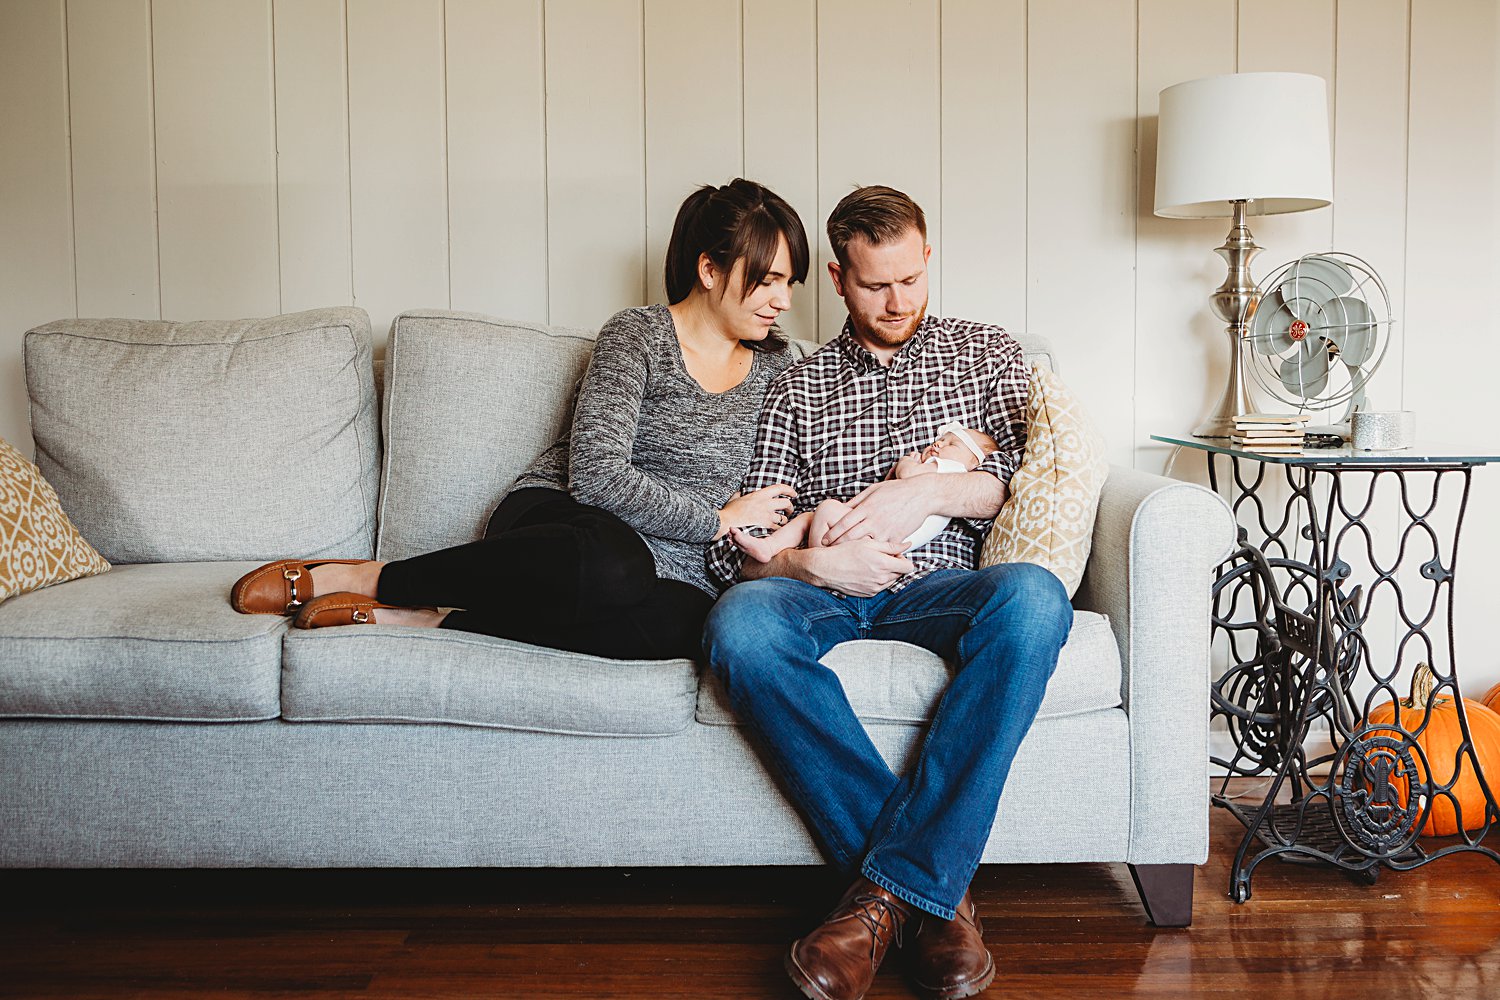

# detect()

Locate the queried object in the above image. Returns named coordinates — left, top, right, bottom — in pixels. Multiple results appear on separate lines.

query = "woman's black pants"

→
left=375, top=488, right=714, bottom=660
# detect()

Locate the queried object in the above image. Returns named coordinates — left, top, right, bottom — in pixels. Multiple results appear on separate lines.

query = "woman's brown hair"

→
left=664, top=179, right=810, bottom=350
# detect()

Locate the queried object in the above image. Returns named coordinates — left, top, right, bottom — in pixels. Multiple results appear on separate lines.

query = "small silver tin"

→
left=1351, top=410, right=1415, bottom=450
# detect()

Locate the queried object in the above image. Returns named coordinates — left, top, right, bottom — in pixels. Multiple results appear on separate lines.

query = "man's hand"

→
left=741, top=537, right=915, bottom=597
left=821, top=477, right=938, bottom=546
left=825, top=469, right=1011, bottom=548
left=804, top=538, right=915, bottom=596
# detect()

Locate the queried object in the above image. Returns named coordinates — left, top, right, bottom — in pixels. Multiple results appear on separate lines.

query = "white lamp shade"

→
left=1154, top=72, right=1332, bottom=219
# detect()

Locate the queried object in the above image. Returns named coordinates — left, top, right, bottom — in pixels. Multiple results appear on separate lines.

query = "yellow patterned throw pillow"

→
left=0, top=435, right=111, bottom=604
left=980, top=366, right=1108, bottom=597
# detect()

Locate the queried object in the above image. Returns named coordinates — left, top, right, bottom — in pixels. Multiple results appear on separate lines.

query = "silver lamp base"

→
left=1193, top=200, right=1260, bottom=439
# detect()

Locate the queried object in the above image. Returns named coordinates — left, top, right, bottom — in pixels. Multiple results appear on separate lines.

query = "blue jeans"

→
left=703, top=564, right=1072, bottom=920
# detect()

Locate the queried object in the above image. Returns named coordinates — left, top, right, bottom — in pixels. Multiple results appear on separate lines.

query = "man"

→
left=703, top=186, right=1073, bottom=1000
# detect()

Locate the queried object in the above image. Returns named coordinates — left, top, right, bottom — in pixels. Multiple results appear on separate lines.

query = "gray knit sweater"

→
left=512, top=304, right=796, bottom=596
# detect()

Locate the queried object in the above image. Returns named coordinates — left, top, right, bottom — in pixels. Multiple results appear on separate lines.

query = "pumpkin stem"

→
left=1405, top=662, right=1438, bottom=709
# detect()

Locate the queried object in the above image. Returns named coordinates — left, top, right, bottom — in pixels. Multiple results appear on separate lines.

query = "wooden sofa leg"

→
left=1127, top=863, right=1194, bottom=927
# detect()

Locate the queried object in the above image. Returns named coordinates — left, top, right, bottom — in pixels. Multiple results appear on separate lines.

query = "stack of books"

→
left=1232, top=413, right=1310, bottom=454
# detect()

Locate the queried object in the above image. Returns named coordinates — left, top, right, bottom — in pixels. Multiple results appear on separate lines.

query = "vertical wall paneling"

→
left=273, top=0, right=353, bottom=314
left=1134, top=0, right=1237, bottom=481
left=153, top=0, right=280, bottom=320
left=1404, top=0, right=1500, bottom=700
left=1332, top=0, right=1410, bottom=706
left=347, top=0, right=449, bottom=348
left=1227, top=2, right=1337, bottom=650
left=67, top=0, right=160, bottom=320
left=446, top=0, right=549, bottom=324
left=643, top=0, right=744, bottom=307
left=544, top=0, right=647, bottom=329
left=1027, top=0, right=1138, bottom=466
left=0, top=0, right=75, bottom=454
left=1236, top=0, right=1336, bottom=263
left=816, top=0, right=942, bottom=343
left=940, top=0, right=1027, bottom=331
left=742, top=0, right=819, bottom=343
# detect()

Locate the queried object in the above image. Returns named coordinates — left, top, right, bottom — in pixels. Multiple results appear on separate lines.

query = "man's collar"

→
left=833, top=316, right=937, bottom=373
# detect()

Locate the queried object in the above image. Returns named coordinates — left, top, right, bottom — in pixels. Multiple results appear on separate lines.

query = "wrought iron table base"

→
left=1204, top=453, right=1500, bottom=902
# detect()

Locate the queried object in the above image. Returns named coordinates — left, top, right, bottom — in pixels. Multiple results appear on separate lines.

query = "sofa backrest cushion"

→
left=377, top=311, right=597, bottom=562
left=376, top=310, right=1057, bottom=561
left=24, top=307, right=379, bottom=563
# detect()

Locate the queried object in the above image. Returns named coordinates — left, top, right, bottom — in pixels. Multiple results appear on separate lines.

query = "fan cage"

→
left=1241, top=251, right=1395, bottom=419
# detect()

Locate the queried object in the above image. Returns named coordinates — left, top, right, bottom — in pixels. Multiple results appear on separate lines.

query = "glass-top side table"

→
left=1152, top=434, right=1500, bottom=902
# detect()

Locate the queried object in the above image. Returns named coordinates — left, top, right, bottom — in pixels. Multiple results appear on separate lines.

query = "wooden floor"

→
left=4, top=782, right=1499, bottom=999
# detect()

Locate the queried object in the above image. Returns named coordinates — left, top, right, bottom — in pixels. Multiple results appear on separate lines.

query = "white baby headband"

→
left=935, top=421, right=990, bottom=463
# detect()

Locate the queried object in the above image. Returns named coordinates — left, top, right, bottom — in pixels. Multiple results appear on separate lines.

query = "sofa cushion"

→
left=24, top=307, right=379, bottom=563
left=696, top=609, right=1120, bottom=726
left=377, top=311, right=597, bottom=563
left=0, top=562, right=285, bottom=721
left=981, top=366, right=1109, bottom=597
left=0, top=435, right=111, bottom=605
left=281, top=626, right=697, bottom=737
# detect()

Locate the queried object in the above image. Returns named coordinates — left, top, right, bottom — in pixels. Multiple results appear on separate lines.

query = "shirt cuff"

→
left=977, top=449, right=1022, bottom=487
left=706, top=536, right=751, bottom=593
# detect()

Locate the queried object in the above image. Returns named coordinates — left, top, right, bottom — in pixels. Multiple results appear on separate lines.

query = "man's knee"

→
left=704, top=578, right=804, bottom=663
left=973, top=562, right=1073, bottom=641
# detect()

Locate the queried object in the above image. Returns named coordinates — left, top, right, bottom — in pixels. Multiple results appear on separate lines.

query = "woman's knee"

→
left=572, top=514, right=656, bottom=607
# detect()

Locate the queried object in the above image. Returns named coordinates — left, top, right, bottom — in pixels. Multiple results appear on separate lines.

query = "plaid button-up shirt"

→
left=705, top=314, right=1030, bottom=594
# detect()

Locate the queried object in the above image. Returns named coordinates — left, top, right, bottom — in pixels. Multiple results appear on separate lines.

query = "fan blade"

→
left=1248, top=289, right=1296, bottom=355
left=1278, top=339, right=1331, bottom=398
left=1319, top=295, right=1377, bottom=366
left=1286, top=255, right=1355, bottom=307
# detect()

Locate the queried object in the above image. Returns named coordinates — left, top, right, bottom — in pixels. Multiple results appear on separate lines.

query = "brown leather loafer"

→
left=291, top=592, right=406, bottom=629
left=230, top=559, right=369, bottom=615
left=905, top=890, right=995, bottom=1000
left=785, top=877, right=911, bottom=1000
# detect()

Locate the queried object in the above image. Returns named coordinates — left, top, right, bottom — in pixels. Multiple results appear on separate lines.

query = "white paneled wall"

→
left=154, top=0, right=281, bottom=319
left=2, top=0, right=1498, bottom=693
left=274, top=0, right=354, bottom=315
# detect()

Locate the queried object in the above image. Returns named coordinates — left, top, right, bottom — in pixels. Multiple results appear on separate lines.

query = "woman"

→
left=230, top=179, right=808, bottom=660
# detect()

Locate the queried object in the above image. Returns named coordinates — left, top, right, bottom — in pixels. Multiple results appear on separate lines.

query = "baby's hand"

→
left=891, top=451, right=927, bottom=480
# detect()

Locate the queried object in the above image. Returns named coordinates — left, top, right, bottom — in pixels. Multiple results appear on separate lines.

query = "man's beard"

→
left=851, top=301, right=928, bottom=349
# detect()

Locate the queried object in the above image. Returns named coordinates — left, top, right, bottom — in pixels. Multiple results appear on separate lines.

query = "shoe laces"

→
left=845, top=893, right=905, bottom=965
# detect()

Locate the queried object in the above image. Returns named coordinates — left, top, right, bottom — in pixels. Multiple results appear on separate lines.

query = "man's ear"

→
left=924, top=243, right=932, bottom=265
left=827, top=260, right=845, bottom=298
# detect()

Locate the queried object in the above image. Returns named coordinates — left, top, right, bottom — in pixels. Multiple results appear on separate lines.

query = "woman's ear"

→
left=697, top=252, right=718, bottom=293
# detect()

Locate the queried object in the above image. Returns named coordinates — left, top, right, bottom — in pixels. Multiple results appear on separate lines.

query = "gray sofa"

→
left=0, top=306, right=1235, bottom=926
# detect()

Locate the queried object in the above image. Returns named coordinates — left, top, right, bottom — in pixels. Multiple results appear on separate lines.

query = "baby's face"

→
left=922, top=431, right=985, bottom=470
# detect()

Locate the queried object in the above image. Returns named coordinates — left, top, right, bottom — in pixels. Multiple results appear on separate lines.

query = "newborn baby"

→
left=731, top=422, right=1000, bottom=563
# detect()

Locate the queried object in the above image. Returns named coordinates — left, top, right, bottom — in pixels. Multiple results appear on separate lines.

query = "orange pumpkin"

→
left=1483, top=681, right=1500, bottom=716
left=1362, top=663, right=1500, bottom=836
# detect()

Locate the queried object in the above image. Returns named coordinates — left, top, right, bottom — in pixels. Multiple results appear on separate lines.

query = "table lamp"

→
left=1154, top=71, right=1333, bottom=438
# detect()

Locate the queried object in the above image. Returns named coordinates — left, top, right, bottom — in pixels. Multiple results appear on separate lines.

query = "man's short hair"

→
left=826, top=185, right=928, bottom=266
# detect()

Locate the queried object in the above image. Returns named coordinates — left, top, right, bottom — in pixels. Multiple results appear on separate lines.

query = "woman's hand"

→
left=717, top=484, right=797, bottom=538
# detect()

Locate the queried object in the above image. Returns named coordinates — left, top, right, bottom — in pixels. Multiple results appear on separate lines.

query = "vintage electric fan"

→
left=1242, top=253, right=1394, bottom=437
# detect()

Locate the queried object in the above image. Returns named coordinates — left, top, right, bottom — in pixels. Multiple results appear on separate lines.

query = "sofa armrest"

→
left=1073, top=465, right=1237, bottom=865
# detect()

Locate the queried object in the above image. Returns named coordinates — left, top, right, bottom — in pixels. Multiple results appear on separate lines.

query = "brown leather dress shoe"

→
left=785, top=877, right=911, bottom=1000
left=230, top=559, right=370, bottom=615
left=905, top=890, right=995, bottom=1000
left=292, top=592, right=403, bottom=629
